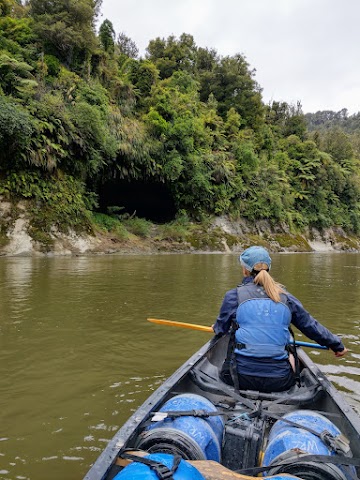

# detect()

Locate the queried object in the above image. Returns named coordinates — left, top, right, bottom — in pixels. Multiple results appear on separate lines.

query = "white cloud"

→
left=99, top=0, right=360, bottom=114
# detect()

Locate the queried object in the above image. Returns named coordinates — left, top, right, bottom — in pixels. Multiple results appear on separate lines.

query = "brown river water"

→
left=1, top=252, right=360, bottom=480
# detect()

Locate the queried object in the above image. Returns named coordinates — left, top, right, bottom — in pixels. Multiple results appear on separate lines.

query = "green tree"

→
left=0, top=52, right=36, bottom=95
left=29, top=0, right=101, bottom=67
left=320, top=128, right=354, bottom=167
left=199, top=53, right=264, bottom=130
left=99, top=19, right=115, bottom=53
left=127, top=59, right=158, bottom=100
left=0, top=96, right=34, bottom=168
left=0, top=0, right=11, bottom=16
left=146, top=33, right=197, bottom=79
left=266, top=101, right=306, bottom=139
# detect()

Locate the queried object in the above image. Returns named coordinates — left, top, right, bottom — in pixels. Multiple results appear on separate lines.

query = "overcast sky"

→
left=99, top=0, right=360, bottom=115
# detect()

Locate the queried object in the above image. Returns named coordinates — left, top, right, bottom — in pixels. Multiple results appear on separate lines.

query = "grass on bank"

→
left=91, top=212, right=269, bottom=252
left=91, top=212, right=191, bottom=243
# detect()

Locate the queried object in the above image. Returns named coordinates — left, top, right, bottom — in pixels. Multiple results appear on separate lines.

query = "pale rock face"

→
left=213, top=215, right=337, bottom=252
left=4, top=218, right=34, bottom=256
left=0, top=200, right=34, bottom=256
left=307, top=240, right=334, bottom=252
left=51, top=230, right=101, bottom=255
left=0, top=199, right=101, bottom=257
left=4, top=222, right=102, bottom=256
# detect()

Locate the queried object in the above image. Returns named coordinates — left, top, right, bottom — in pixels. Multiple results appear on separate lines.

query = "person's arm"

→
left=287, top=293, right=348, bottom=356
left=212, top=288, right=238, bottom=335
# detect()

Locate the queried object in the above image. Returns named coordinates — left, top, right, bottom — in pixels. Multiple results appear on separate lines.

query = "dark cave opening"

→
left=97, top=180, right=177, bottom=223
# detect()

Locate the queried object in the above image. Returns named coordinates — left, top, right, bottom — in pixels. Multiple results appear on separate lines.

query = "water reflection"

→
left=0, top=253, right=360, bottom=479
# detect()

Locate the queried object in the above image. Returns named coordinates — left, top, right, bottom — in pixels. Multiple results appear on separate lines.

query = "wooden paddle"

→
left=147, top=318, right=328, bottom=349
left=147, top=318, right=213, bottom=332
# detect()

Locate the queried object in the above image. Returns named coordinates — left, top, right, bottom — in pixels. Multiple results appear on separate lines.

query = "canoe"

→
left=83, top=334, right=360, bottom=480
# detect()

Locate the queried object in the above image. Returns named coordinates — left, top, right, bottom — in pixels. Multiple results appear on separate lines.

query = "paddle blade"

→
left=147, top=318, right=213, bottom=333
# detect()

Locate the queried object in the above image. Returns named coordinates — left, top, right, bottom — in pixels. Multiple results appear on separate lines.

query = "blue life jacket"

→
left=234, top=283, right=292, bottom=360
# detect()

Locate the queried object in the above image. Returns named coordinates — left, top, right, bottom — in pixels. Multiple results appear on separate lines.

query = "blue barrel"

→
left=135, top=394, right=224, bottom=462
left=113, top=453, right=205, bottom=479
left=262, top=410, right=354, bottom=480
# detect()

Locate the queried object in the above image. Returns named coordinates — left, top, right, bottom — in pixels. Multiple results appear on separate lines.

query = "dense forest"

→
left=306, top=109, right=360, bottom=133
left=1, top=0, right=360, bottom=245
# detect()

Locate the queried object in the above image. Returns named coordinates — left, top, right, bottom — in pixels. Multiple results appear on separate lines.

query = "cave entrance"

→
left=98, top=180, right=177, bottom=223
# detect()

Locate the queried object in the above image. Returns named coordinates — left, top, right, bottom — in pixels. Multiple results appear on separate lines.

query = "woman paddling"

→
left=212, top=246, right=348, bottom=393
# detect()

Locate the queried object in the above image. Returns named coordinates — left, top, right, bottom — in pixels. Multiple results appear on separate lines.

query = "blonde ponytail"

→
left=253, top=268, right=285, bottom=302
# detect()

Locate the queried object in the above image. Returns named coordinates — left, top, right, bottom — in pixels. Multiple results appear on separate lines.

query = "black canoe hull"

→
left=84, top=334, right=360, bottom=480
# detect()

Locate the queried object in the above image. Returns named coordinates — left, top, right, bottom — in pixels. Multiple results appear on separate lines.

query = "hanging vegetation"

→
left=0, top=0, right=360, bottom=237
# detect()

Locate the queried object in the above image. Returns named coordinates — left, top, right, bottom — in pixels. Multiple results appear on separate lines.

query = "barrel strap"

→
left=236, top=453, right=360, bottom=477
left=149, top=384, right=322, bottom=423
left=151, top=409, right=215, bottom=420
left=259, top=410, right=351, bottom=455
left=119, top=451, right=181, bottom=480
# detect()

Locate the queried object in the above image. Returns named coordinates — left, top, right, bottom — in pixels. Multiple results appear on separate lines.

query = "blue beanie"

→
left=239, top=246, right=271, bottom=272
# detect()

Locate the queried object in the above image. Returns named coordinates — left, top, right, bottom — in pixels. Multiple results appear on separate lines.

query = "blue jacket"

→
left=213, top=277, right=345, bottom=377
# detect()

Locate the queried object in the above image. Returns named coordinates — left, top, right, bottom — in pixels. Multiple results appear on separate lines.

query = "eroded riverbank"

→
left=1, top=200, right=360, bottom=256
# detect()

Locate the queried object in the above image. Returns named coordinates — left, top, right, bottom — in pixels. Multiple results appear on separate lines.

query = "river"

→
left=1, top=252, right=360, bottom=479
